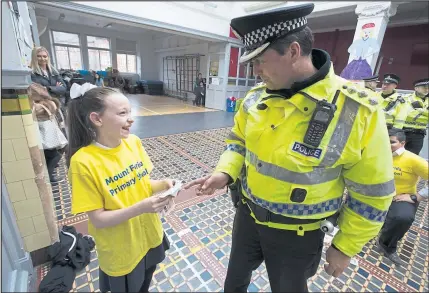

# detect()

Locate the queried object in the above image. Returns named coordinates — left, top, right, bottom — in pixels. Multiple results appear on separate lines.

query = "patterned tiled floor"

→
left=40, top=127, right=428, bottom=292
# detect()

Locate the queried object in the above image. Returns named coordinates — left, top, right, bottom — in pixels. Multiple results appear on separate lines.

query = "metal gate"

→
left=162, top=54, right=203, bottom=100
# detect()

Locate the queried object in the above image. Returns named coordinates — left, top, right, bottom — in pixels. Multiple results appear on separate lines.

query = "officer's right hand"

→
left=183, top=172, right=230, bottom=196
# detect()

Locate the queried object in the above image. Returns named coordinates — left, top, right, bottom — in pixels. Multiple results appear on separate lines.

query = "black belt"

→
left=244, top=199, right=321, bottom=225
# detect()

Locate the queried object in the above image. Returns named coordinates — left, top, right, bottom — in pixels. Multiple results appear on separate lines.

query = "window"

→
left=228, top=46, right=258, bottom=86
left=52, top=31, right=82, bottom=70
left=117, top=53, right=137, bottom=73
left=87, top=36, right=111, bottom=71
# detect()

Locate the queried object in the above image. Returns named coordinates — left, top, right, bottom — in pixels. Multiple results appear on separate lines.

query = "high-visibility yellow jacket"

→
left=380, top=91, right=408, bottom=129
left=404, top=93, right=428, bottom=130
left=215, top=66, right=395, bottom=258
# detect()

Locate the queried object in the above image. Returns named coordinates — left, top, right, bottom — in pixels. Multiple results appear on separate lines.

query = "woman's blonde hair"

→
left=30, top=46, right=59, bottom=76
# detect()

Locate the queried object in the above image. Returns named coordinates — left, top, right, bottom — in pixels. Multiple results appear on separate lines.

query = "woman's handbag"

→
left=35, top=104, right=68, bottom=150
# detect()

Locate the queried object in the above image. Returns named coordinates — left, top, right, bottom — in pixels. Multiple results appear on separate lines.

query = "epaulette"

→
left=339, top=82, right=377, bottom=112
left=242, top=85, right=265, bottom=113
left=397, top=96, right=406, bottom=103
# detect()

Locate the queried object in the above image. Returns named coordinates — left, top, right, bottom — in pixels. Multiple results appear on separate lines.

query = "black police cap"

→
left=230, top=3, right=314, bottom=63
left=383, top=73, right=400, bottom=85
left=414, top=78, right=429, bottom=87
left=362, top=74, right=379, bottom=82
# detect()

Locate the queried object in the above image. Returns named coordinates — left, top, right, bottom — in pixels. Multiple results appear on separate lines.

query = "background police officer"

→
left=403, top=78, right=429, bottom=155
left=184, top=3, right=394, bottom=292
left=380, top=74, right=408, bottom=129
left=362, top=74, right=379, bottom=92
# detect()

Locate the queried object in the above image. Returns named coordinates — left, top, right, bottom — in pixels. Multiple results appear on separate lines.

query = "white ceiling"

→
left=34, top=4, right=175, bottom=39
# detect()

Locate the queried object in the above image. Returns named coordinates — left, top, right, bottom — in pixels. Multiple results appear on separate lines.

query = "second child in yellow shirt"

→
left=377, top=129, right=428, bottom=266
left=66, top=83, right=173, bottom=293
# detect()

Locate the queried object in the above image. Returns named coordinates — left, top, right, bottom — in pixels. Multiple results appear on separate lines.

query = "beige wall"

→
left=2, top=88, right=58, bottom=252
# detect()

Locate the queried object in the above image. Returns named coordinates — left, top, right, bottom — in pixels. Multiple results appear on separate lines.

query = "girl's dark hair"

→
left=66, top=87, right=119, bottom=167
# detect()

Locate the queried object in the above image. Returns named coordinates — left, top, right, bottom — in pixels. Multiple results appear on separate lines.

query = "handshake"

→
left=156, top=172, right=231, bottom=216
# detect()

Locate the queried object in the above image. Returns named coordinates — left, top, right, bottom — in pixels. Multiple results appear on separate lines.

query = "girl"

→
left=67, top=83, right=173, bottom=292
left=29, top=83, right=67, bottom=183
left=94, top=73, right=105, bottom=87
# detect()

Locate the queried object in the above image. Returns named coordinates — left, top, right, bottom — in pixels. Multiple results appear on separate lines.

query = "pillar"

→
left=27, top=2, right=40, bottom=47
left=1, top=1, right=59, bottom=256
left=340, top=2, right=398, bottom=81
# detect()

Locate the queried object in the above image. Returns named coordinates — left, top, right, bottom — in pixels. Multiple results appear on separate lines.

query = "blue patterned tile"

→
left=200, top=270, right=212, bottom=282
left=248, top=283, right=259, bottom=292
left=384, top=284, right=398, bottom=292
left=165, top=228, right=174, bottom=235
left=201, top=237, right=210, bottom=244
left=214, top=250, right=225, bottom=259
left=190, top=225, right=198, bottom=232
left=187, top=255, right=197, bottom=264
left=407, top=279, right=420, bottom=290
left=207, top=280, right=220, bottom=291
left=379, top=263, right=390, bottom=272
left=184, top=208, right=191, bottom=213
left=180, top=215, right=189, bottom=221
left=176, top=240, right=185, bottom=248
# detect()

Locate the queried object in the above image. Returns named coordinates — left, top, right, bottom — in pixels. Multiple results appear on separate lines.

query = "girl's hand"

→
left=140, top=196, right=170, bottom=213
left=164, top=179, right=175, bottom=191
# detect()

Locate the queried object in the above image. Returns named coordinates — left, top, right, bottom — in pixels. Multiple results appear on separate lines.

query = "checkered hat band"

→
left=385, top=78, right=398, bottom=84
left=415, top=81, right=429, bottom=87
left=243, top=17, right=307, bottom=50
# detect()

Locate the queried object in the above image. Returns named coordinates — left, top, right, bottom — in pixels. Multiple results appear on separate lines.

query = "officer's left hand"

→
left=324, top=245, right=351, bottom=278
left=393, top=194, right=414, bottom=203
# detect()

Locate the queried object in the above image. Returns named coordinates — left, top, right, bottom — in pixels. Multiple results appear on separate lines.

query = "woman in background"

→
left=30, top=47, right=67, bottom=116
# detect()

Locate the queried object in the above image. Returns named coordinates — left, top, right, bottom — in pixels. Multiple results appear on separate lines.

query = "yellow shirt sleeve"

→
left=70, top=161, right=105, bottom=215
left=412, top=155, right=429, bottom=181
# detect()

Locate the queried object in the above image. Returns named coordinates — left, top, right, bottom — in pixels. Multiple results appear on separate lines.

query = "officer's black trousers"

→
left=405, top=131, right=426, bottom=155
left=379, top=201, right=417, bottom=254
left=224, top=202, right=324, bottom=292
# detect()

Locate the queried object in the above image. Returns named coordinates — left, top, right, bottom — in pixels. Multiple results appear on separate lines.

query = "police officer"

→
left=380, top=74, right=408, bottom=129
left=403, top=78, right=429, bottom=155
left=362, top=74, right=379, bottom=92
left=377, top=129, right=428, bottom=265
left=184, top=3, right=394, bottom=292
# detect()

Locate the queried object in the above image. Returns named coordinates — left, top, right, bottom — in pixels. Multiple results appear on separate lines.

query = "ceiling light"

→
left=104, top=23, right=113, bottom=28
left=58, top=13, right=65, bottom=21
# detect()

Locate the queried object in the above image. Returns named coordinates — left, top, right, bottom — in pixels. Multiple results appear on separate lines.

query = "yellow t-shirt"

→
left=69, top=134, right=163, bottom=276
left=393, top=150, right=429, bottom=195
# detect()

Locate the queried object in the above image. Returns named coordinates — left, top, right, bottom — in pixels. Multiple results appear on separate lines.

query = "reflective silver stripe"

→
left=243, top=90, right=263, bottom=114
left=345, top=178, right=395, bottom=197
left=413, top=113, right=423, bottom=121
left=241, top=175, right=343, bottom=216
left=394, top=119, right=405, bottom=124
left=320, top=98, right=360, bottom=167
left=246, top=150, right=342, bottom=185
left=227, top=131, right=245, bottom=144
left=346, top=196, right=387, bottom=223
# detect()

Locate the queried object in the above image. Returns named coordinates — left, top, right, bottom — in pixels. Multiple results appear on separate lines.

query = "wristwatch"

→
left=410, top=194, right=418, bottom=203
